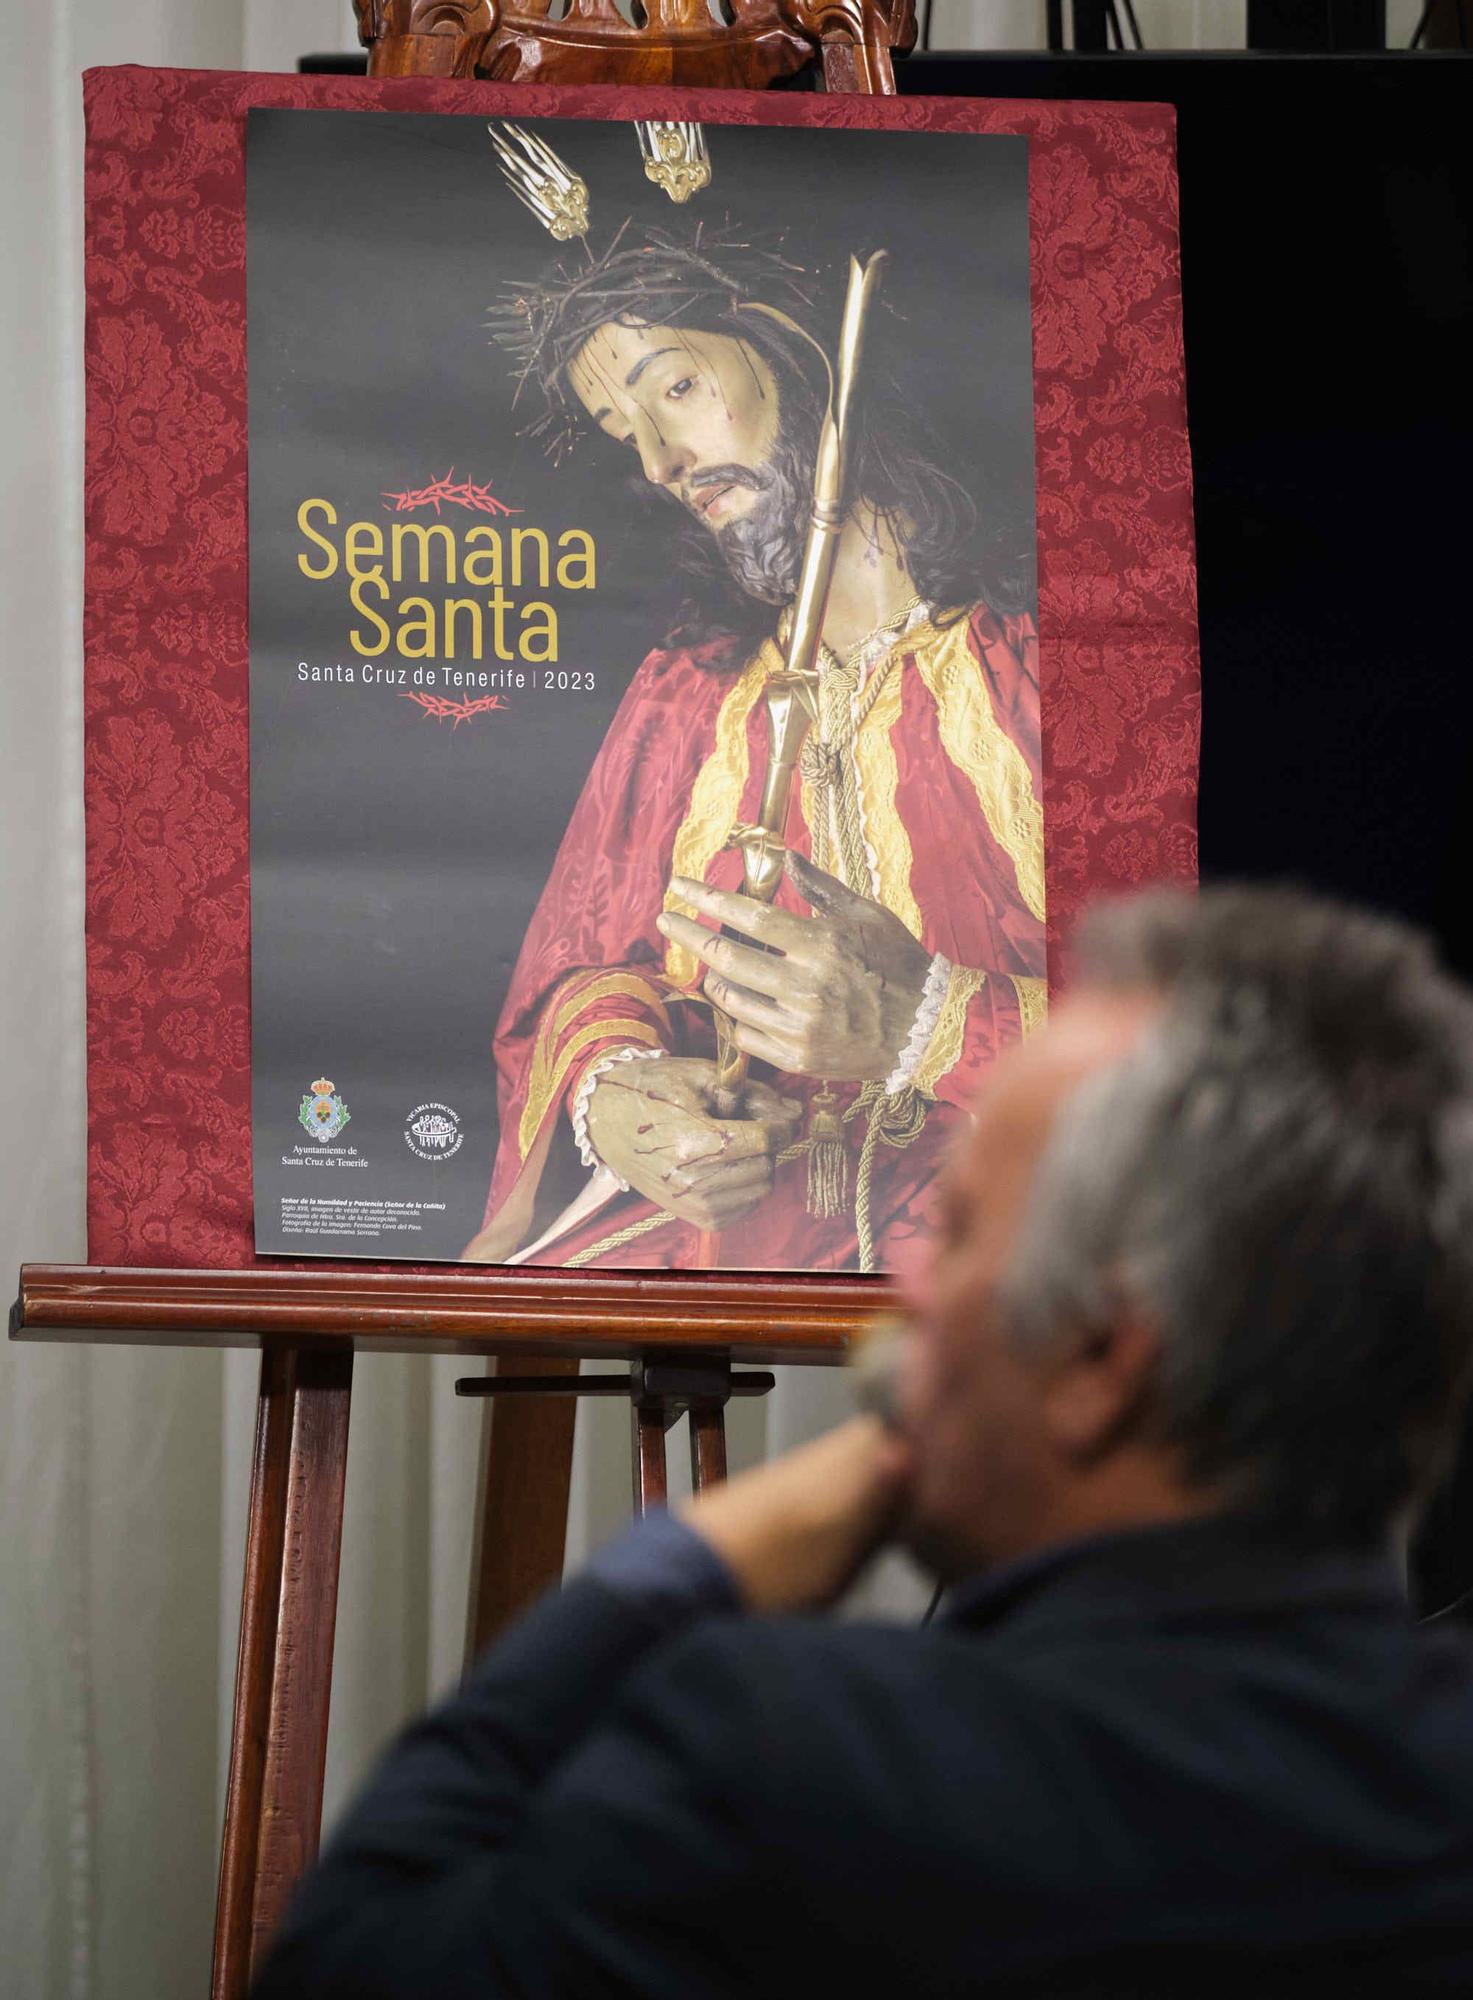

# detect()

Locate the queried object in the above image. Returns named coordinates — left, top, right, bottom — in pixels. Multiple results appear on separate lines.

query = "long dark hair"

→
left=490, top=223, right=1034, bottom=649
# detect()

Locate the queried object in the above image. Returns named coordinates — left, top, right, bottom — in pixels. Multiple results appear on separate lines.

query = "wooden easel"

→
left=12, top=1266, right=894, bottom=1996
left=12, top=9, right=916, bottom=1997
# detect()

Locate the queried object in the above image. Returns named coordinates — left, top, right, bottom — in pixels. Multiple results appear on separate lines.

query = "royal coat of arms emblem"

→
left=299, top=1077, right=350, bottom=1143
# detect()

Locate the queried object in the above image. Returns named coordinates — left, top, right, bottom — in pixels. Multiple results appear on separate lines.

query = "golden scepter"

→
left=708, top=251, right=889, bottom=1140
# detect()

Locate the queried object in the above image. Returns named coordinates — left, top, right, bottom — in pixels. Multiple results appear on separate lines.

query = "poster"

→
left=247, top=106, right=1043, bottom=1271
left=80, top=69, right=1197, bottom=1274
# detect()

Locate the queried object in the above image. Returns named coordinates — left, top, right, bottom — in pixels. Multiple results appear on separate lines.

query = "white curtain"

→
left=2, top=4, right=1254, bottom=1994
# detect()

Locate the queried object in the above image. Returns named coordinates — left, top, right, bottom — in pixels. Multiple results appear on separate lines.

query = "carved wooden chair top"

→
left=356, top=0, right=918, bottom=95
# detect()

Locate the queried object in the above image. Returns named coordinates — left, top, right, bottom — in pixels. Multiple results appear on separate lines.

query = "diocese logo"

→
left=404, top=1101, right=464, bottom=1162
left=299, top=1077, right=351, bottom=1143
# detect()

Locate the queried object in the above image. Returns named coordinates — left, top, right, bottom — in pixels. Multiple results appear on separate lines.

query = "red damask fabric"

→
left=82, top=65, right=1199, bottom=1269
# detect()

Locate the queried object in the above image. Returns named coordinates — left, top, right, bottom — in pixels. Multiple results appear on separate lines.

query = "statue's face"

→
left=567, top=320, right=781, bottom=535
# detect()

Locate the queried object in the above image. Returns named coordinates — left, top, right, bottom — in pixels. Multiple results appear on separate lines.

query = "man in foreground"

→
left=257, top=885, right=1473, bottom=1997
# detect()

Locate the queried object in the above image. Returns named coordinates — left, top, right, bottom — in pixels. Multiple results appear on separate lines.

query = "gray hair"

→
left=1001, top=886, right=1473, bottom=1545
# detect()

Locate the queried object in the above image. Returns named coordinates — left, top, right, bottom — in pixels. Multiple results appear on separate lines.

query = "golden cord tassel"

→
left=805, top=1086, right=849, bottom=1219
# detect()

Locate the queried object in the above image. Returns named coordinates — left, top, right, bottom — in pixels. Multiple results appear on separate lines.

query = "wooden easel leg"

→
left=211, top=1343, right=353, bottom=2000
left=633, top=1356, right=736, bottom=1512
left=463, top=1356, right=578, bottom=1667
left=632, top=1396, right=671, bottom=1514
left=688, top=1404, right=728, bottom=1491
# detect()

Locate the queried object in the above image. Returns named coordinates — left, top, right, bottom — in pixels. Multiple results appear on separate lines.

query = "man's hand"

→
left=680, top=1417, right=912, bottom=1613
left=656, top=851, right=933, bottom=1083
left=583, top=1055, right=801, bottom=1230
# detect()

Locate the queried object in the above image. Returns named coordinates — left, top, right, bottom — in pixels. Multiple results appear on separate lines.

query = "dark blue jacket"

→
left=255, top=1516, right=1473, bottom=1997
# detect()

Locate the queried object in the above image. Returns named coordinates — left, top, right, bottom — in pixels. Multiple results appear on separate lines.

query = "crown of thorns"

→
left=487, top=219, right=828, bottom=461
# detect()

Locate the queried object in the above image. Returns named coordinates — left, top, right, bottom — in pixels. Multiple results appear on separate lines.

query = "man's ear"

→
left=1041, top=1313, right=1162, bottom=1462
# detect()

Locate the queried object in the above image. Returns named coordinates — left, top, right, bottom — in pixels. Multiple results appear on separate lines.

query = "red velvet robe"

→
left=471, top=602, right=1045, bottom=1271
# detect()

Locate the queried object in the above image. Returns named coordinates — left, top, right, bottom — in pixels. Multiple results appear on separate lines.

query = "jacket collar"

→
left=942, top=1514, right=1406, bottom=1646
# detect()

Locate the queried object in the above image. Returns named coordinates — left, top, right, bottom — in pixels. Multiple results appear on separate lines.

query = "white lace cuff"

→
left=885, top=952, right=953, bottom=1096
left=571, top=1045, right=667, bottom=1186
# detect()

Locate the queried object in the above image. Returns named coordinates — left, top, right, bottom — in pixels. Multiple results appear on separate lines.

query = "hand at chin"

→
left=679, top=1417, right=914, bottom=1614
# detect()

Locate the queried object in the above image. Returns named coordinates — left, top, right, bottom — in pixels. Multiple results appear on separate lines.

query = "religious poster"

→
left=82, top=70, right=1198, bottom=1274
left=247, top=103, right=1044, bottom=1272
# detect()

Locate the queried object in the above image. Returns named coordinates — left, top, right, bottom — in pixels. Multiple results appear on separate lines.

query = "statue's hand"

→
left=657, top=852, right=933, bottom=1083
left=583, top=1056, right=802, bottom=1230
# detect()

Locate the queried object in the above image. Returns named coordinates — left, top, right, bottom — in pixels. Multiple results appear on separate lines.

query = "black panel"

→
left=905, top=53, right=1473, bottom=976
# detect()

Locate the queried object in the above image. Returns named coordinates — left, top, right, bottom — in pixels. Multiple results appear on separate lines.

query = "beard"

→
left=704, top=423, right=816, bottom=607
left=642, top=396, right=820, bottom=612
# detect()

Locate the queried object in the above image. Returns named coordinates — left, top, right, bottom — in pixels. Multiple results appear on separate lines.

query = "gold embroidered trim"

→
left=517, top=1016, right=662, bottom=1159
left=548, top=971, right=670, bottom=1048
left=850, top=655, right=924, bottom=944
left=516, top=972, right=671, bottom=1161
left=913, top=965, right=987, bottom=1100
left=911, top=620, right=1046, bottom=924
left=663, top=636, right=782, bottom=985
left=1008, top=974, right=1049, bottom=1040
left=512, top=968, right=589, bottom=1153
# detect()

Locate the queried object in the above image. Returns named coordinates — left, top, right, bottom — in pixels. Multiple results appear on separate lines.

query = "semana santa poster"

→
left=245, top=104, right=1044, bottom=1271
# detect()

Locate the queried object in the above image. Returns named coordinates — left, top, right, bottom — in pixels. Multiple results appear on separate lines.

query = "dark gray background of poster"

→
left=246, top=106, right=1034, bottom=1262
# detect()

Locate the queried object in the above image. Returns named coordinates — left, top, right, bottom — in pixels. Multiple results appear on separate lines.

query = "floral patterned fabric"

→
left=83, top=66, right=1199, bottom=1268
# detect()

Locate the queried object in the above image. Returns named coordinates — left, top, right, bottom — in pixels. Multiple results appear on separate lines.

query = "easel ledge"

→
left=11, top=1261, right=891, bottom=1363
